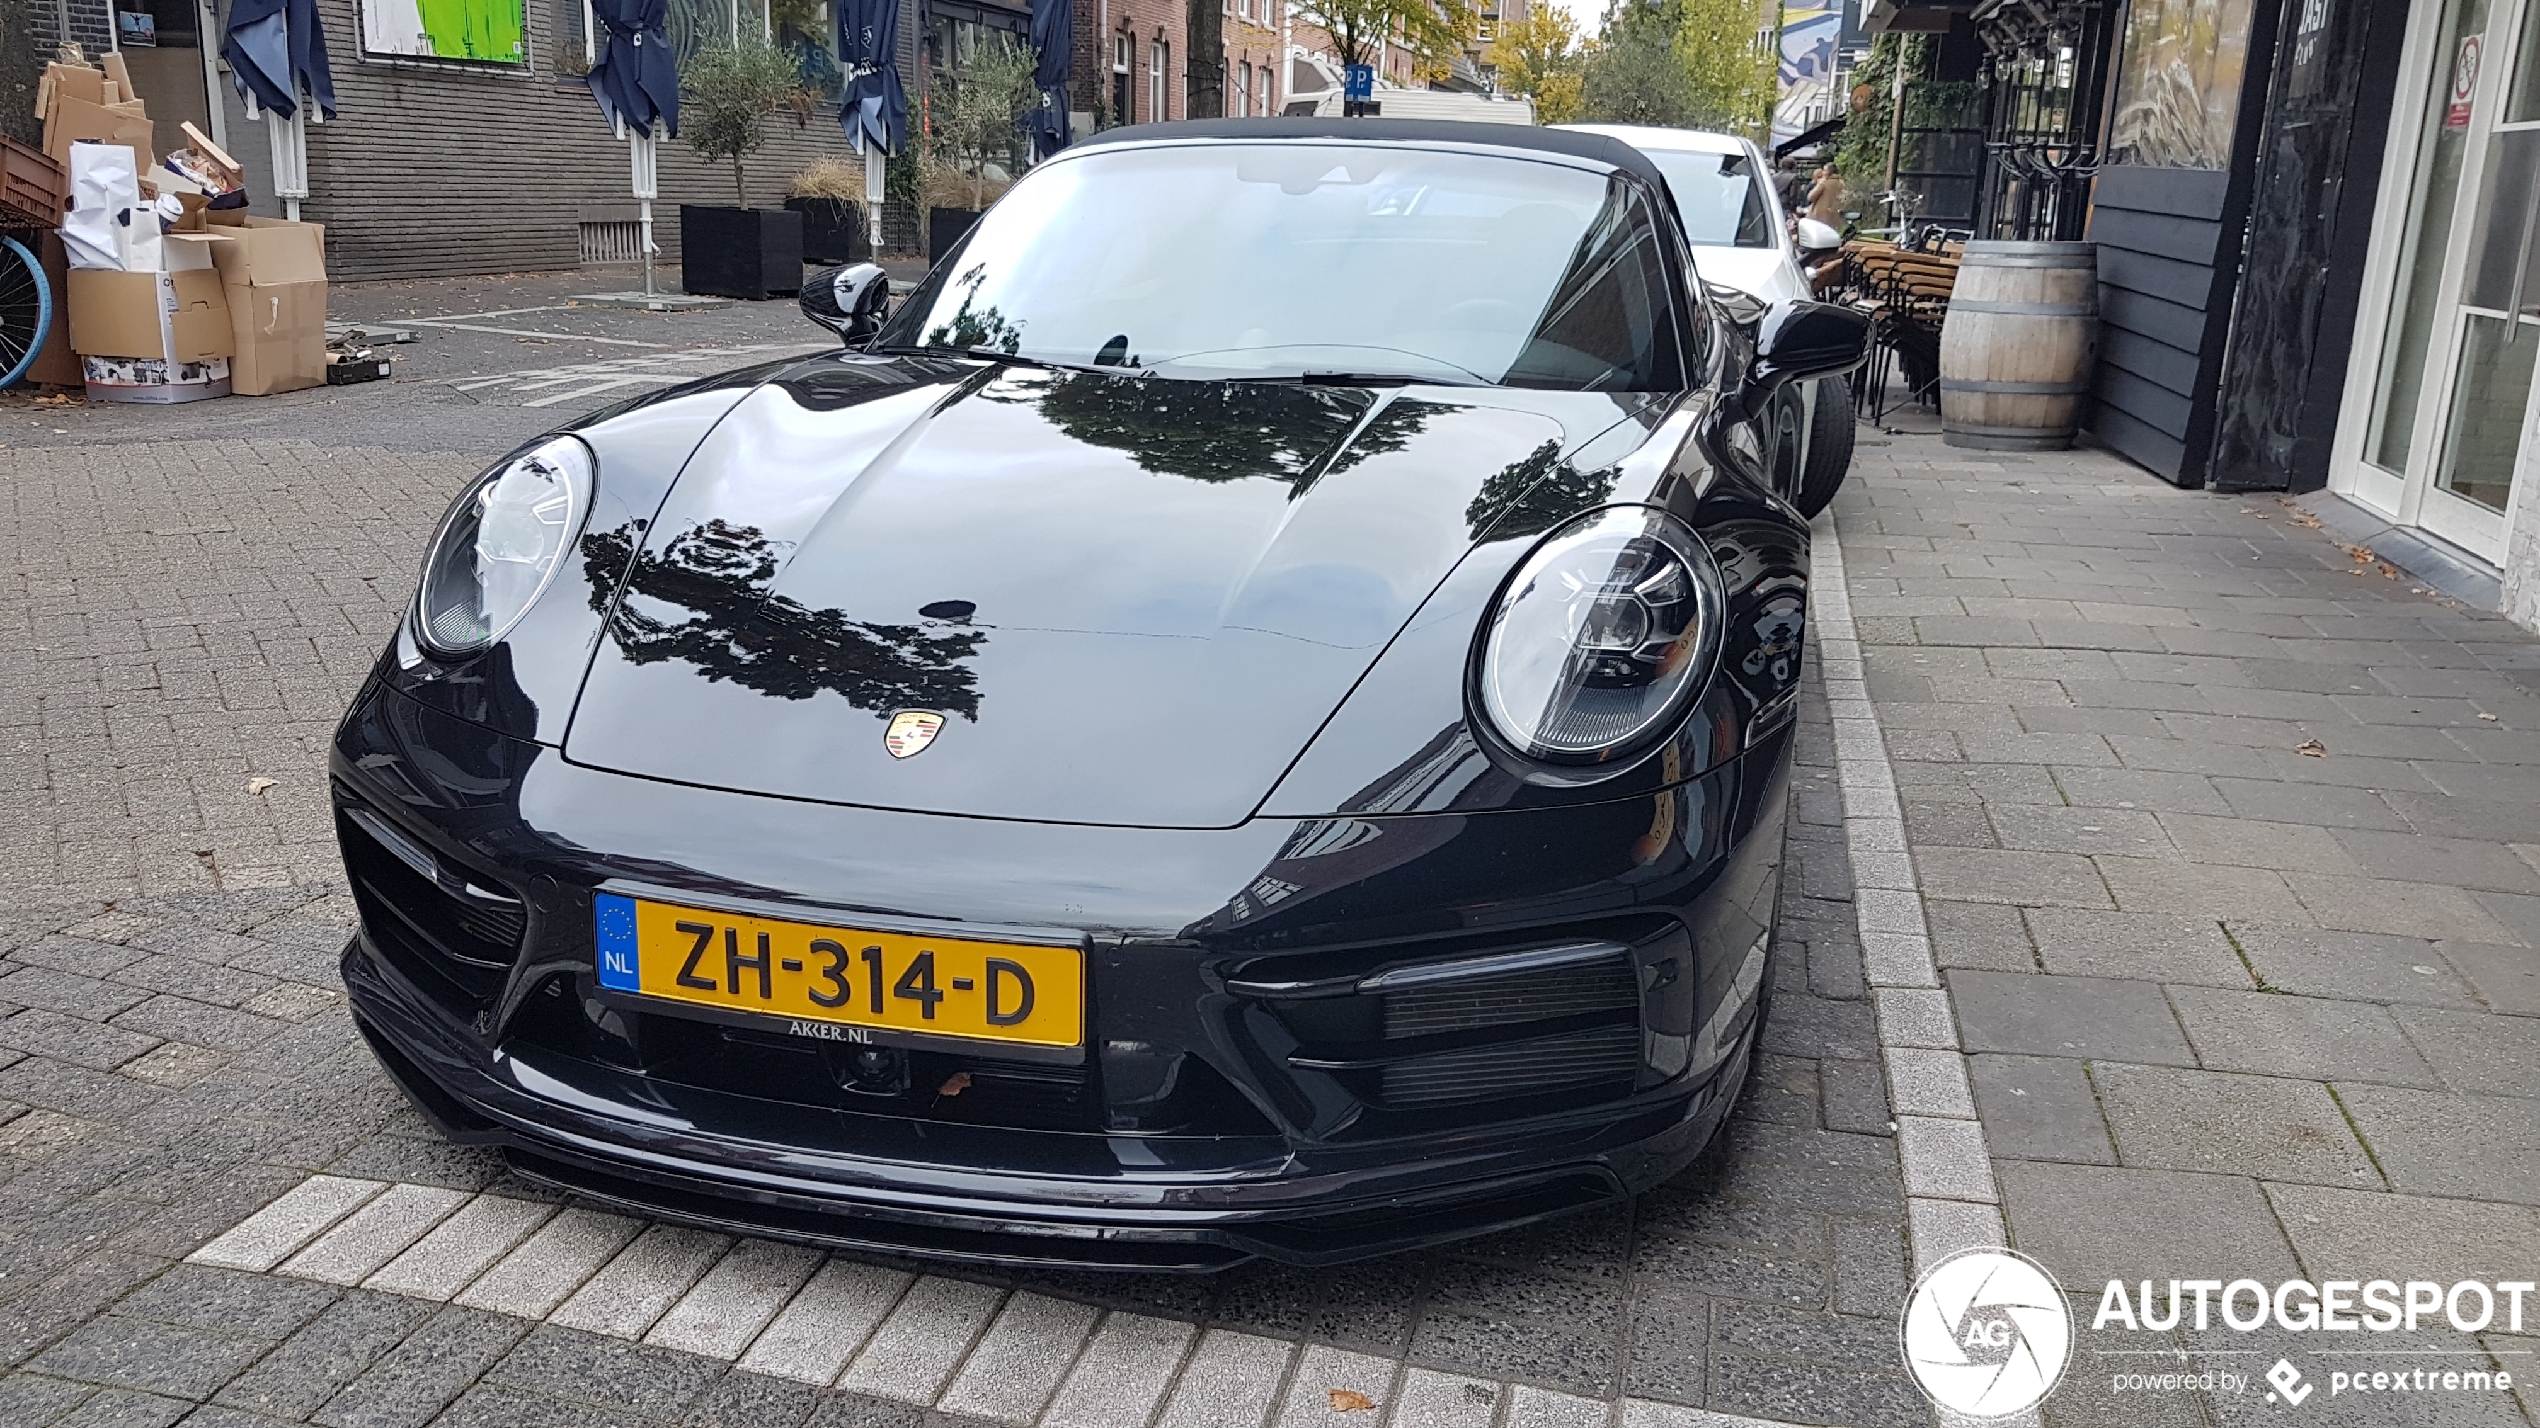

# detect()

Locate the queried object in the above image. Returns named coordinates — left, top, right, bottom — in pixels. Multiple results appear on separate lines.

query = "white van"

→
left=1305, top=89, right=1536, bottom=124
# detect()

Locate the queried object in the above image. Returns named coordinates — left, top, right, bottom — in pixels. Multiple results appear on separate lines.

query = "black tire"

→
left=1767, top=386, right=1806, bottom=506
left=1794, top=378, right=1856, bottom=517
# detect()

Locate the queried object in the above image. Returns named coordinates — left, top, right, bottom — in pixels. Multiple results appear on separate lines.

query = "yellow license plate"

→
left=592, top=894, right=1082, bottom=1049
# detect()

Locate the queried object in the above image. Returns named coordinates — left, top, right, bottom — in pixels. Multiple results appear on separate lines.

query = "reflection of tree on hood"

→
left=1465, top=439, right=1617, bottom=539
left=1015, top=370, right=1440, bottom=486
left=583, top=519, right=986, bottom=719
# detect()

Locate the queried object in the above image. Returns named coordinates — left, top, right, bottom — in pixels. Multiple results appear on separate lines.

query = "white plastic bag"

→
left=63, top=142, right=161, bottom=273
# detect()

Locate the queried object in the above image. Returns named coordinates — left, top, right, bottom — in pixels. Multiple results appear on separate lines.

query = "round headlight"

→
left=414, top=436, right=594, bottom=656
left=1476, top=505, right=1725, bottom=763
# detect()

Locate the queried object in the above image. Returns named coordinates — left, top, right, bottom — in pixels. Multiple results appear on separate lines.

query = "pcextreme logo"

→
left=1900, top=1248, right=2073, bottom=1417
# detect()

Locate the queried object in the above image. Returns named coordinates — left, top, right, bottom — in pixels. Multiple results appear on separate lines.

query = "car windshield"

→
left=1643, top=148, right=1774, bottom=248
left=875, top=142, right=1682, bottom=391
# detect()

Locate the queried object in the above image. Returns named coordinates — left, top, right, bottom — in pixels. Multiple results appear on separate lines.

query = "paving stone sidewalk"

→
left=1828, top=435, right=2540, bottom=1426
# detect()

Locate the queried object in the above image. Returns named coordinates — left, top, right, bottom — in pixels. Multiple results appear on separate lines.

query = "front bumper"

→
left=349, top=937, right=1750, bottom=1269
left=336, top=682, right=1790, bottom=1269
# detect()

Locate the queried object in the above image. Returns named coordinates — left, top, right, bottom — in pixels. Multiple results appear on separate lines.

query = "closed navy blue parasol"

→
left=1027, top=0, right=1071, bottom=160
left=585, top=0, right=679, bottom=138
left=221, top=0, right=336, bottom=119
left=838, top=0, right=907, bottom=156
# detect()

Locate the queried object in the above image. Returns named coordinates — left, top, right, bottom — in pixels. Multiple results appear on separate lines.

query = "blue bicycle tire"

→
left=0, top=235, right=55, bottom=389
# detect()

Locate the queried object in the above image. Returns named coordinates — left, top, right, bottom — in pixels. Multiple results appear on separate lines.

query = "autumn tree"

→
left=1580, top=0, right=1776, bottom=136
left=1289, top=0, right=1478, bottom=82
left=1483, top=5, right=1584, bottom=123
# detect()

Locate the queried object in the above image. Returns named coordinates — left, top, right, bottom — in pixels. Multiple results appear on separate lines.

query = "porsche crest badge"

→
left=884, top=710, right=946, bottom=759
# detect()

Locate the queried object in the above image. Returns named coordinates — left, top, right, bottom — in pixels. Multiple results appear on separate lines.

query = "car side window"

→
left=1504, top=181, right=1686, bottom=393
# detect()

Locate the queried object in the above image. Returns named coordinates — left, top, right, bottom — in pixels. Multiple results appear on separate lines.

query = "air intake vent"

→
left=580, top=220, right=646, bottom=264
left=338, top=801, right=524, bottom=1020
left=1378, top=1024, right=1641, bottom=1108
left=1381, top=956, right=1636, bottom=1038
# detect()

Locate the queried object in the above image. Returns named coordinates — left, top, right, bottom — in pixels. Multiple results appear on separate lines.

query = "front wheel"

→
left=0, top=236, right=54, bottom=389
left=1794, top=377, right=1856, bottom=517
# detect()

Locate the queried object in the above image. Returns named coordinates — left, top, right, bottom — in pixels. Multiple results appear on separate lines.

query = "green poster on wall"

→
left=363, top=0, right=528, bottom=63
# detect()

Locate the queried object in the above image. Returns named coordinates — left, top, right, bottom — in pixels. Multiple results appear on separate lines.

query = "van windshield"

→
left=875, top=142, right=1683, bottom=391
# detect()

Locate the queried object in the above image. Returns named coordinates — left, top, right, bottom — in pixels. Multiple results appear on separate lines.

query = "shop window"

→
left=2103, top=0, right=2255, bottom=167
left=774, top=0, right=842, bottom=99
left=361, top=0, right=531, bottom=62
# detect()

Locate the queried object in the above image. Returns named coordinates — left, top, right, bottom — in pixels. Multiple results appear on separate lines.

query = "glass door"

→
left=2347, top=0, right=2540, bottom=562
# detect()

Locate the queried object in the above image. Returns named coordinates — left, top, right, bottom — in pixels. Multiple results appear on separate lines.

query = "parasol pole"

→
left=865, top=143, right=884, bottom=255
left=628, top=118, right=660, bottom=297
left=244, top=91, right=311, bottom=222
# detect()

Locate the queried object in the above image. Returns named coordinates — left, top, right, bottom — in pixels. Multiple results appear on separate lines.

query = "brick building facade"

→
left=27, top=0, right=906, bottom=280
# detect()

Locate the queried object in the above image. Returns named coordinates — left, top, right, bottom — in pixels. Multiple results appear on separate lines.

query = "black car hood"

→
left=563, top=359, right=1641, bottom=828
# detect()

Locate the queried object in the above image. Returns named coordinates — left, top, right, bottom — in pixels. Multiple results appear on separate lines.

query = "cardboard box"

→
left=45, top=95, right=154, bottom=174
left=67, top=234, right=232, bottom=363
left=82, top=354, right=231, bottom=403
left=204, top=217, right=327, bottom=395
left=44, top=63, right=106, bottom=114
left=23, top=232, right=81, bottom=388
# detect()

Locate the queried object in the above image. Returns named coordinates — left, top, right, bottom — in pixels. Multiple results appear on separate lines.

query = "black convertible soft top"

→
left=1071, top=117, right=1675, bottom=201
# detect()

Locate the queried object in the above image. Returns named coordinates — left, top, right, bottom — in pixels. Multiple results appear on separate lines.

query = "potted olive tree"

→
left=925, top=39, right=1038, bottom=260
left=786, top=157, right=870, bottom=265
left=681, top=35, right=812, bottom=299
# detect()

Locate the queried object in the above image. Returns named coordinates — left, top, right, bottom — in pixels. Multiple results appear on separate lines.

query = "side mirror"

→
left=1748, top=300, right=1871, bottom=394
left=801, top=262, right=891, bottom=344
left=1793, top=217, right=1843, bottom=256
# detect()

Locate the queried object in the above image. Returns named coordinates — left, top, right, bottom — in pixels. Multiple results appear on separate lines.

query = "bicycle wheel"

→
left=0, top=235, right=55, bottom=389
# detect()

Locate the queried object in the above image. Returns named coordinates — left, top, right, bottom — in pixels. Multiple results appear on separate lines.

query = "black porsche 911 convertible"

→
left=334, top=118, right=1868, bottom=1270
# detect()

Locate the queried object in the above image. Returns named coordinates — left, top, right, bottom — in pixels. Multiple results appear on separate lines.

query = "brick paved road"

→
left=0, top=420, right=1922, bottom=1425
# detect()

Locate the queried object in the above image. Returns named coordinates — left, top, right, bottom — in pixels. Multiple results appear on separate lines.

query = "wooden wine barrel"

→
left=1938, top=241, right=2097, bottom=450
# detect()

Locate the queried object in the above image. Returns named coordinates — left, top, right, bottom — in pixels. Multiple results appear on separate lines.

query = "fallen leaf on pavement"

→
left=246, top=777, right=278, bottom=794
left=2380, top=563, right=2400, bottom=578
left=2295, top=740, right=2326, bottom=758
left=937, top=1072, right=972, bottom=1096
left=2480, top=713, right=2500, bottom=721
left=2348, top=546, right=2376, bottom=563
left=1328, top=1390, right=1376, bottom=1412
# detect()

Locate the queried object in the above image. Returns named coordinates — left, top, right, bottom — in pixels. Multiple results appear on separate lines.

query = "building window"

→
left=2105, top=0, right=2254, bottom=168
left=1114, top=34, right=1134, bottom=123
left=775, top=0, right=841, bottom=99
left=1235, top=59, right=1251, bottom=115
left=1258, top=62, right=1270, bottom=114
left=1151, top=38, right=1170, bottom=122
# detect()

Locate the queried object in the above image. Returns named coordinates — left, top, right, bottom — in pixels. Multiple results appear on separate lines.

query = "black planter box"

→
left=786, top=196, right=870, bottom=266
left=928, top=207, right=983, bottom=261
left=680, top=205, right=805, bottom=299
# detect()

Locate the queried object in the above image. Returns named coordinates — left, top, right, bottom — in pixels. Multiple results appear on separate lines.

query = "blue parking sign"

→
left=1345, top=64, right=1374, bottom=100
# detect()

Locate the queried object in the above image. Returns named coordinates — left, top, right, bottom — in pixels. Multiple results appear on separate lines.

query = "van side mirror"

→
left=1748, top=300, right=1870, bottom=394
left=801, top=262, right=891, bottom=345
left=1793, top=217, right=1843, bottom=256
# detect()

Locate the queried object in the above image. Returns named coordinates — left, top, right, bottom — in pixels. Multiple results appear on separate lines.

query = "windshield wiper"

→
left=1247, top=371, right=1484, bottom=388
left=872, top=345, right=1105, bottom=374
